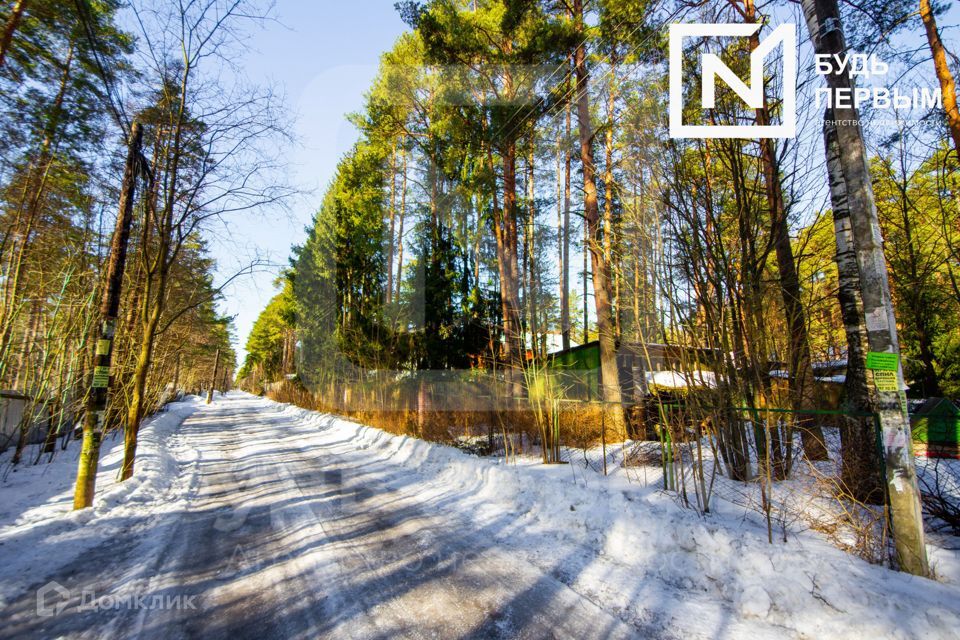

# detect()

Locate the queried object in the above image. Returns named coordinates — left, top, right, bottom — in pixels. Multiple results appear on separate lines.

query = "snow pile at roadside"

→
left=272, top=398, right=960, bottom=640
left=0, top=397, right=202, bottom=605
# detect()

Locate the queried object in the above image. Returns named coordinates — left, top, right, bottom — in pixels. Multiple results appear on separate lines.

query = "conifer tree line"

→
left=0, top=0, right=288, bottom=506
left=242, top=0, right=957, bottom=573
left=245, top=0, right=959, bottom=405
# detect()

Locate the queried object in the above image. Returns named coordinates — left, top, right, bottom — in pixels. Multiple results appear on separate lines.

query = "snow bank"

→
left=271, top=397, right=960, bottom=640
left=0, top=397, right=202, bottom=605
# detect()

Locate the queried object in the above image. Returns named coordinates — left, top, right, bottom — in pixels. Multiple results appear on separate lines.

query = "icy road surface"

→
left=2, top=393, right=959, bottom=639
left=2, top=395, right=644, bottom=639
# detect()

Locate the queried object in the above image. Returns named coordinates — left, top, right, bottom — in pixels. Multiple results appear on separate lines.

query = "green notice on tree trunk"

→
left=866, top=352, right=899, bottom=371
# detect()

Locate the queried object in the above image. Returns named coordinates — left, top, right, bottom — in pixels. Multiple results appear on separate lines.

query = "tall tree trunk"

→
left=396, top=144, right=407, bottom=302
left=122, top=276, right=165, bottom=480
left=206, top=348, right=220, bottom=404
left=502, top=140, right=523, bottom=378
left=173, top=352, right=181, bottom=391
left=122, top=57, right=191, bottom=481
left=741, top=0, right=828, bottom=461
left=632, top=181, right=642, bottom=342
left=74, top=122, right=144, bottom=509
left=572, top=0, right=625, bottom=433
left=386, top=146, right=397, bottom=305
left=804, top=0, right=928, bottom=576
left=604, top=52, right=621, bottom=340
left=920, top=0, right=960, bottom=159
left=562, top=100, right=572, bottom=350
left=12, top=299, right=40, bottom=390
left=824, top=115, right=884, bottom=494
left=489, top=132, right=524, bottom=395
left=556, top=114, right=565, bottom=346
left=526, top=144, right=540, bottom=358
left=0, top=0, right=26, bottom=69
left=583, top=197, right=589, bottom=346
left=498, top=63, right=524, bottom=386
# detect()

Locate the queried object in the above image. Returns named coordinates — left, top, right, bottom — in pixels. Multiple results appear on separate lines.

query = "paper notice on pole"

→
left=865, top=307, right=890, bottom=332
left=92, top=366, right=110, bottom=389
left=873, top=369, right=899, bottom=392
left=866, top=351, right=899, bottom=371
left=884, top=425, right=907, bottom=451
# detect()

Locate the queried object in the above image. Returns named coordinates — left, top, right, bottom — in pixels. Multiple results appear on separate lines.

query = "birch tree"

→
left=119, top=0, right=291, bottom=479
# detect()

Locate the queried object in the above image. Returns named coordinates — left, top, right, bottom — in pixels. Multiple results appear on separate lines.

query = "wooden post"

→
left=73, top=121, right=144, bottom=509
left=206, top=348, right=220, bottom=405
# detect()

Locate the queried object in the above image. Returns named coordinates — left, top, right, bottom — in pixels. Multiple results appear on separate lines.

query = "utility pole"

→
left=73, top=121, right=144, bottom=509
left=802, top=0, right=928, bottom=575
left=206, top=348, right=220, bottom=405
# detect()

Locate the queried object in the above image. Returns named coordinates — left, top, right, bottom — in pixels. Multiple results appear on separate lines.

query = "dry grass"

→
left=808, top=472, right=891, bottom=565
left=267, top=379, right=630, bottom=455
left=557, top=402, right=606, bottom=450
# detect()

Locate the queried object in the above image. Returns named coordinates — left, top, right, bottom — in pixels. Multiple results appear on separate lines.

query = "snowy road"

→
left=4, top=393, right=960, bottom=639
left=1, top=394, right=647, bottom=639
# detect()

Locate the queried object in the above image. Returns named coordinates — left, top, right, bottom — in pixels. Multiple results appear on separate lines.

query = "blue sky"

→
left=209, top=1, right=408, bottom=362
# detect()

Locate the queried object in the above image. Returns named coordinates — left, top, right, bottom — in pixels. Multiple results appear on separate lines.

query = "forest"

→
left=238, top=0, right=960, bottom=577
left=0, top=0, right=957, bottom=591
left=0, top=1, right=287, bottom=505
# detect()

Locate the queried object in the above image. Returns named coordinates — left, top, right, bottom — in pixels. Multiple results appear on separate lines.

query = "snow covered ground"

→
left=499, top=426, right=960, bottom=583
left=1, top=392, right=959, bottom=638
left=0, top=397, right=204, bottom=609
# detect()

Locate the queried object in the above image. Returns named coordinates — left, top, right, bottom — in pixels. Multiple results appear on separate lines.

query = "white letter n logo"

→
left=669, top=23, right=797, bottom=139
